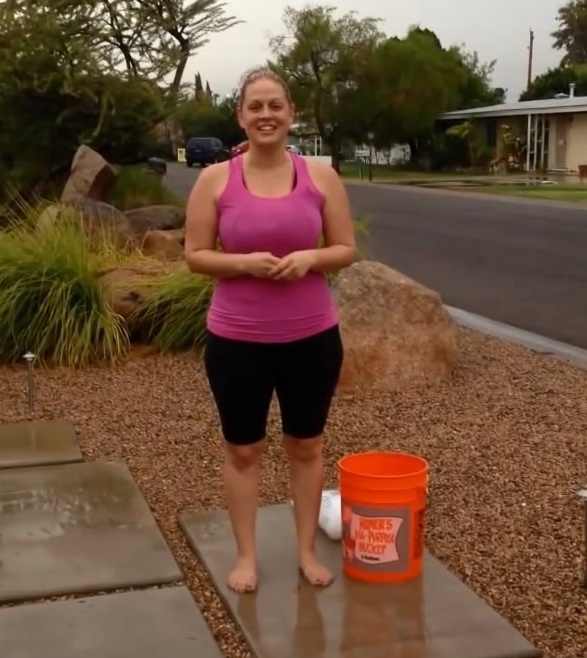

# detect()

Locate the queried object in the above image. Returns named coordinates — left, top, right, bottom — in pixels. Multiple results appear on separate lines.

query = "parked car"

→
left=230, top=140, right=249, bottom=157
left=185, top=137, right=230, bottom=167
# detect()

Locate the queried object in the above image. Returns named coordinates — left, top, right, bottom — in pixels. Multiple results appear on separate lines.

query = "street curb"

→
left=446, top=305, right=587, bottom=371
left=343, top=178, right=587, bottom=211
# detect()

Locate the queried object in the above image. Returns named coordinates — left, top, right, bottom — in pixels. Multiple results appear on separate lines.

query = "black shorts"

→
left=204, top=325, right=344, bottom=445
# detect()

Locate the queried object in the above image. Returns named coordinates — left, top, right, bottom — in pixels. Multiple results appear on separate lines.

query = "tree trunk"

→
left=171, top=41, right=191, bottom=94
left=408, top=138, right=420, bottom=164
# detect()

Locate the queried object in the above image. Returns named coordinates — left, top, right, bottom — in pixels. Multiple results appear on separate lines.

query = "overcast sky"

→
left=186, top=0, right=566, bottom=104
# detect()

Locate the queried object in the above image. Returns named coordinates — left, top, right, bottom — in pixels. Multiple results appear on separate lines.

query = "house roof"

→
left=438, top=95, right=587, bottom=120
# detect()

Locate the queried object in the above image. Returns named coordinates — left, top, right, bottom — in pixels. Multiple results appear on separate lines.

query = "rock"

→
left=36, top=199, right=134, bottom=247
left=61, top=145, right=118, bottom=203
left=98, top=263, right=183, bottom=323
left=124, top=205, right=185, bottom=235
left=36, top=204, right=63, bottom=228
left=334, top=260, right=458, bottom=391
left=141, top=229, right=185, bottom=260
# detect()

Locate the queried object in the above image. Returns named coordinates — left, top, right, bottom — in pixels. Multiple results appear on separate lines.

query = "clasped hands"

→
left=244, top=250, right=317, bottom=281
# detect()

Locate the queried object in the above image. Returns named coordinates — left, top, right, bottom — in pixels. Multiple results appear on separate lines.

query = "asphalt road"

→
left=166, top=163, right=587, bottom=349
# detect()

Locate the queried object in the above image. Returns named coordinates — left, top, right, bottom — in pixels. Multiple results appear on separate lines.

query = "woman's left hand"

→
left=270, top=250, right=317, bottom=280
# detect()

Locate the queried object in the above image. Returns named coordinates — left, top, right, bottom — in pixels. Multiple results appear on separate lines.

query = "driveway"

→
left=166, top=164, right=587, bottom=348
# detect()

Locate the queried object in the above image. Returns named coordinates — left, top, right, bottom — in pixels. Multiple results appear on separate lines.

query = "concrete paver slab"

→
left=0, top=461, right=182, bottom=603
left=0, top=420, right=82, bottom=469
left=179, top=503, right=541, bottom=658
left=0, top=586, right=223, bottom=658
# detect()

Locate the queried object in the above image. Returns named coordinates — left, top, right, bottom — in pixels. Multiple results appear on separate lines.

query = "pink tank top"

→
left=206, top=154, right=339, bottom=343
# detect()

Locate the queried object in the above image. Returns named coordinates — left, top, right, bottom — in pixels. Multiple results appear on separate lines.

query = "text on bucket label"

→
left=351, top=515, right=403, bottom=564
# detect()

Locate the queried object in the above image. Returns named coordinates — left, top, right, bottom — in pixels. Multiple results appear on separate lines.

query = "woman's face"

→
left=238, top=78, right=294, bottom=148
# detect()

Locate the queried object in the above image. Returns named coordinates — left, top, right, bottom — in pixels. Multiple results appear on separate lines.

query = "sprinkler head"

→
left=577, top=487, right=587, bottom=587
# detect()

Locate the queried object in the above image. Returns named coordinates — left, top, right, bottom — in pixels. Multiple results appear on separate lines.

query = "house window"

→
left=486, top=119, right=497, bottom=148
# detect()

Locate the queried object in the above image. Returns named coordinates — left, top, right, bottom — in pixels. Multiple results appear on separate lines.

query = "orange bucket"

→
left=338, top=451, right=428, bottom=584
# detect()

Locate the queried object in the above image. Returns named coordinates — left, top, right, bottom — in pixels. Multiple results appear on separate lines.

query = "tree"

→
left=0, top=1, right=169, bottom=198
left=405, top=28, right=504, bottom=108
left=349, top=33, right=467, bottom=148
left=393, top=27, right=503, bottom=168
left=269, top=4, right=385, bottom=171
left=447, top=45, right=503, bottom=107
left=132, top=0, right=243, bottom=92
left=552, top=0, right=587, bottom=65
left=195, top=72, right=205, bottom=100
left=406, top=26, right=442, bottom=50
left=0, top=0, right=242, bottom=198
left=268, top=7, right=504, bottom=171
left=520, top=64, right=587, bottom=100
left=2, top=0, right=242, bottom=92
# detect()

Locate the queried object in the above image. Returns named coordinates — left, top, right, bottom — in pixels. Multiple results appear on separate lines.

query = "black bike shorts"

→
left=204, top=325, right=344, bottom=445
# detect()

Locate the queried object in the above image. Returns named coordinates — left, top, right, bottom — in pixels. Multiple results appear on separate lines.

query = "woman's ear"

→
left=235, top=105, right=244, bottom=130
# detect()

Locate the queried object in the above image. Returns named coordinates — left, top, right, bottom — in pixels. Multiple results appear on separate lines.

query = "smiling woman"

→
left=183, top=66, right=357, bottom=596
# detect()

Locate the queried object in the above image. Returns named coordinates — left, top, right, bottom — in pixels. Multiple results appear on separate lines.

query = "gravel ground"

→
left=1, top=327, right=587, bottom=657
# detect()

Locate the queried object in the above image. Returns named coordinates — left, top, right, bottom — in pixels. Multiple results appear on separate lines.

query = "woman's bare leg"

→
left=224, top=440, right=266, bottom=592
left=283, top=435, right=334, bottom=586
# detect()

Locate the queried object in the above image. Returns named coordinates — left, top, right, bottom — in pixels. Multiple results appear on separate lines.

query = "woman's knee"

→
left=283, top=436, right=323, bottom=463
left=225, top=440, right=266, bottom=470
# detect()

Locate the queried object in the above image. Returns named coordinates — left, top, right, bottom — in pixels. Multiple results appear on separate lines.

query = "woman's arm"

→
left=183, top=164, right=252, bottom=279
left=308, top=161, right=357, bottom=273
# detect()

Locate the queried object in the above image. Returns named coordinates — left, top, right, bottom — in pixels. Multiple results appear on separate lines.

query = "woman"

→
left=184, top=67, right=356, bottom=593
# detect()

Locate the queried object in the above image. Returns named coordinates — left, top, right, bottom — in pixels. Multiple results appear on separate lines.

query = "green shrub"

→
left=108, top=165, right=181, bottom=211
left=130, top=268, right=212, bottom=352
left=0, top=202, right=133, bottom=366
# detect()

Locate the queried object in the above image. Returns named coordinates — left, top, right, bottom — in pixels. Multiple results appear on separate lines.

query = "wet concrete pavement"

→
left=165, top=164, right=587, bottom=349
left=0, top=420, right=82, bottom=469
left=0, top=587, right=223, bottom=658
left=0, top=460, right=181, bottom=602
left=180, top=503, right=540, bottom=658
left=0, top=425, right=219, bottom=656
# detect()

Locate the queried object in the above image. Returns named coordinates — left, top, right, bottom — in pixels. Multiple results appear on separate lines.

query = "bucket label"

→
left=342, top=502, right=413, bottom=574
left=351, top=515, right=403, bottom=564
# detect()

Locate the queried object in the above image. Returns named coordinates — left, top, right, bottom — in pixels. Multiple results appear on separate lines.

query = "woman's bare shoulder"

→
left=304, top=157, right=344, bottom=195
left=193, top=160, right=231, bottom=198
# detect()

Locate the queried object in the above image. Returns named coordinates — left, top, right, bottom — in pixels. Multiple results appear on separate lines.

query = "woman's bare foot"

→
left=299, top=551, right=334, bottom=587
left=228, top=556, right=258, bottom=593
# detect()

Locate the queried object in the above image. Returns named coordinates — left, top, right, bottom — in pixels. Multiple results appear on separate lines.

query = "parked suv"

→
left=185, top=137, right=230, bottom=167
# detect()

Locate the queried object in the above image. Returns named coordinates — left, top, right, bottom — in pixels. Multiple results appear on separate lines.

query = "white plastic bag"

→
left=318, top=489, right=342, bottom=540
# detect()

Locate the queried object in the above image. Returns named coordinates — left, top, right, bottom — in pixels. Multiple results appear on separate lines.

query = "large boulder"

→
left=37, top=199, right=134, bottom=248
left=334, top=261, right=458, bottom=391
left=98, top=262, right=186, bottom=324
left=61, top=145, right=118, bottom=203
left=124, top=205, right=185, bottom=235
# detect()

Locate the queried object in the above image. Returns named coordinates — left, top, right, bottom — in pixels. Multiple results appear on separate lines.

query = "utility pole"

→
left=527, top=29, right=534, bottom=89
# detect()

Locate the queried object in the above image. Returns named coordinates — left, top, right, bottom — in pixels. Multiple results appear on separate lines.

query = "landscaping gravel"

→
left=1, top=327, right=587, bottom=658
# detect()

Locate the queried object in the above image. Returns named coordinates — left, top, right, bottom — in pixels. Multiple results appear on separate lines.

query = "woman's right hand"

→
left=243, top=252, right=281, bottom=278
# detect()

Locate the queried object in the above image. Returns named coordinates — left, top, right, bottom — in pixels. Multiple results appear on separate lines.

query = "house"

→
left=437, top=92, right=587, bottom=174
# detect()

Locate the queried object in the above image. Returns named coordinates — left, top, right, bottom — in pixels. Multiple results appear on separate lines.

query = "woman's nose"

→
left=259, top=105, right=272, bottom=118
